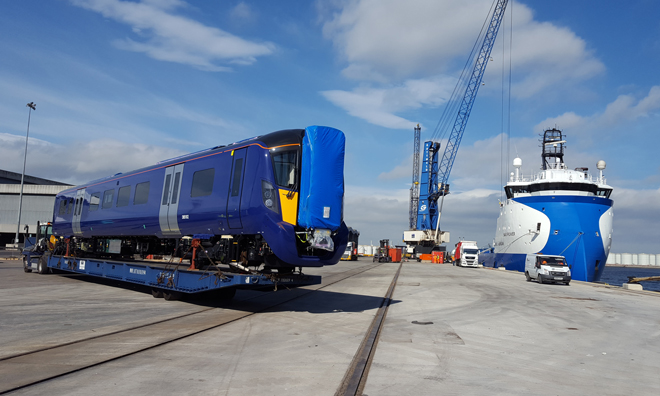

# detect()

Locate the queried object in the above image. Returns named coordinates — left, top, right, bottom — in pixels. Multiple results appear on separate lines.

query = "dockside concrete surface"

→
left=0, top=259, right=397, bottom=395
left=364, top=264, right=660, bottom=396
left=1, top=259, right=659, bottom=395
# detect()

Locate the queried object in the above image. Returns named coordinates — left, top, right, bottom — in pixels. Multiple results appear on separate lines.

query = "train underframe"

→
left=50, top=230, right=332, bottom=274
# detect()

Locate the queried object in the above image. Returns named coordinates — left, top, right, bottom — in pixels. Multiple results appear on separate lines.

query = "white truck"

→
left=453, top=241, right=479, bottom=267
left=525, top=254, right=571, bottom=285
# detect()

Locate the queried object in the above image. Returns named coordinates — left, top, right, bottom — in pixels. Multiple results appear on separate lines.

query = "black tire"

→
left=565, top=281, right=570, bottom=286
left=163, top=290, right=182, bottom=301
left=537, top=275, right=544, bottom=284
left=525, top=272, right=531, bottom=282
left=37, top=256, right=50, bottom=275
left=151, top=288, right=164, bottom=298
left=23, top=257, right=32, bottom=273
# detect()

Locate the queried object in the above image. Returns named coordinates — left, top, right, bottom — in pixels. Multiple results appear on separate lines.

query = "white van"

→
left=525, top=254, right=571, bottom=285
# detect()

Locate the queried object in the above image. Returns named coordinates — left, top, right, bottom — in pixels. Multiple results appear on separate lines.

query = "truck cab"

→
left=525, top=254, right=571, bottom=285
left=453, top=241, right=479, bottom=267
left=341, top=241, right=357, bottom=261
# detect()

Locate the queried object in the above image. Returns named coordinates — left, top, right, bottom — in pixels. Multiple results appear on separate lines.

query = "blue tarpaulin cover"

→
left=297, top=126, right=345, bottom=230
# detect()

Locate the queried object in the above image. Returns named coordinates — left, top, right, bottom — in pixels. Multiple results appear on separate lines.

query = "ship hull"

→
left=482, top=195, right=613, bottom=282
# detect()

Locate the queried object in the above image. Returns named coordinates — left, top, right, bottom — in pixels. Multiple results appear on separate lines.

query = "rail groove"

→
left=336, top=262, right=402, bottom=396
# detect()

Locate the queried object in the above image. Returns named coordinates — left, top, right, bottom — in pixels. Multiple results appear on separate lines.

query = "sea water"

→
left=599, top=266, right=660, bottom=292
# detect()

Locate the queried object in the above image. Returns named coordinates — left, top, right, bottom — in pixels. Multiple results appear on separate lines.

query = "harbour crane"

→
left=404, top=0, right=509, bottom=256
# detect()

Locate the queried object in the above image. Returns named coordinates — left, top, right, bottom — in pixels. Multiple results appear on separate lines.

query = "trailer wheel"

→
left=525, top=272, right=531, bottom=282
left=163, top=290, right=182, bottom=301
left=151, top=288, right=164, bottom=298
left=23, top=257, right=32, bottom=273
left=37, top=256, right=50, bottom=275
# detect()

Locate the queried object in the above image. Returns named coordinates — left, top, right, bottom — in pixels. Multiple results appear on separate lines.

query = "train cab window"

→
left=102, top=189, right=114, bottom=209
left=171, top=172, right=181, bottom=204
left=58, top=199, right=67, bottom=215
left=272, top=150, right=298, bottom=189
left=134, top=182, right=150, bottom=205
left=117, top=186, right=131, bottom=207
left=191, top=168, right=215, bottom=197
left=89, top=193, right=101, bottom=211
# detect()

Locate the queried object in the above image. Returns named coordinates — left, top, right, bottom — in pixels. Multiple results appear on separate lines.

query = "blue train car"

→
left=50, top=126, right=348, bottom=273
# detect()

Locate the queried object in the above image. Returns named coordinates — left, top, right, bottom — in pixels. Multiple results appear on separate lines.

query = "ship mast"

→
left=541, top=128, right=566, bottom=170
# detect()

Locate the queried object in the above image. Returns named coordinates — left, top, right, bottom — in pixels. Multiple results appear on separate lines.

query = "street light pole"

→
left=14, top=102, right=36, bottom=247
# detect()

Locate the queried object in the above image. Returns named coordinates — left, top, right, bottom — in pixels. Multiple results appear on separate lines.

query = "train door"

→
left=159, top=164, right=185, bottom=236
left=227, top=148, right=247, bottom=229
left=72, top=189, right=86, bottom=236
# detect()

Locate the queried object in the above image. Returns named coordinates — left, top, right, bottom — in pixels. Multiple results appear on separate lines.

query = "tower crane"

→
left=404, top=0, right=508, bottom=257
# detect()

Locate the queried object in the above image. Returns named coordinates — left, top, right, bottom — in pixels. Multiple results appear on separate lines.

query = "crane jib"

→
left=415, top=0, right=508, bottom=234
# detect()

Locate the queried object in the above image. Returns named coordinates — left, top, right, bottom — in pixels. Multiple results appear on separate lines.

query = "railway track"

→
left=0, top=261, right=400, bottom=395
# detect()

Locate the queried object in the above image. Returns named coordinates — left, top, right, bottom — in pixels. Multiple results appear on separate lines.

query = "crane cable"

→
left=430, top=0, right=498, bottom=144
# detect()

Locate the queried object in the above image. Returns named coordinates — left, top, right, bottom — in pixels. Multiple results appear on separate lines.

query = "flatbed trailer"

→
left=22, top=252, right=321, bottom=300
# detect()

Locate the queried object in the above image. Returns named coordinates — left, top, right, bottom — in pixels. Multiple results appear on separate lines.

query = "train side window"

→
left=117, top=186, right=131, bottom=207
left=58, top=199, right=67, bottom=215
left=134, top=182, right=150, bottom=205
left=231, top=160, right=243, bottom=196
left=162, top=174, right=172, bottom=205
left=171, top=172, right=181, bottom=204
left=89, top=193, right=101, bottom=211
left=191, top=168, right=215, bottom=197
left=67, top=198, right=74, bottom=215
left=102, top=189, right=114, bottom=209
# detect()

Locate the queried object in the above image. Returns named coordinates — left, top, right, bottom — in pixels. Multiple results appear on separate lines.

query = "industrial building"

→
left=0, top=169, right=73, bottom=247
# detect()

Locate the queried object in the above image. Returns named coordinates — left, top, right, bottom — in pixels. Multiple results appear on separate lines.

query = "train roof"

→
left=60, top=128, right=306, bottom=194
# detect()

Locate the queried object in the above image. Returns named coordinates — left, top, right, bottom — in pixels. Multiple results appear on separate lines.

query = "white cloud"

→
left=609, top=187, right=660, bottom=253
left=534, top=85, right=660, bottom=134
left=230, top=2, right=254, bottom=22
left=0, top=133, right=186, bottom=185
left=70, top=0, right=275, bottom=71
left=500, top=5, right=605, bottom=98
left=321, top=0, right=493, bottom=80
left=321, top=75, right=454, bottom=129
left=319, top=0, right=605, bottom=125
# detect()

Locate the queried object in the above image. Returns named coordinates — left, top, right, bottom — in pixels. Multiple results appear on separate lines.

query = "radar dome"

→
left=513, top=157, right=522, bottom=168
left=597, top=160, right=606, bottom=170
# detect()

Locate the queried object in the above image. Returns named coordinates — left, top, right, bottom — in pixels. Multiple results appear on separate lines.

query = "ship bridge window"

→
left=528, top=182, right=597, bottom=194
left=596, top=188, right=612, bottom=198
left=505, top=186, right=530, bottom=199
left=272, top=149, right=298, bottom=189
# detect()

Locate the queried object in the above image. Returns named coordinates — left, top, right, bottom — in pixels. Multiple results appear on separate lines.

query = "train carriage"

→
left=51, top=126, right=348, bottom=272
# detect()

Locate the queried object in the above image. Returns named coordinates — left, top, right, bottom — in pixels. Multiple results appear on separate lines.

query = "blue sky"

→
left=1, top=0, right=659, bottom=253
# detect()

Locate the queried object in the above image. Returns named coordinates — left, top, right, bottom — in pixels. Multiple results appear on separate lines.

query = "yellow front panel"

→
left=279, top=190, right=298, bottom=225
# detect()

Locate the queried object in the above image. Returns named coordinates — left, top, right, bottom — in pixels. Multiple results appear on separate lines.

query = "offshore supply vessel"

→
left=481, top=128, right=614, bottom=282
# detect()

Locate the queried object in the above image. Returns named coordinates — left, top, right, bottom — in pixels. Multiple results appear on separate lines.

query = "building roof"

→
left=0, top=169, right=70, bottom=186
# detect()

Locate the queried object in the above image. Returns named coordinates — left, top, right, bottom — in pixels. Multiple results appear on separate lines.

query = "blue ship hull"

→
left=482, top=195, right=613, bottom=282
